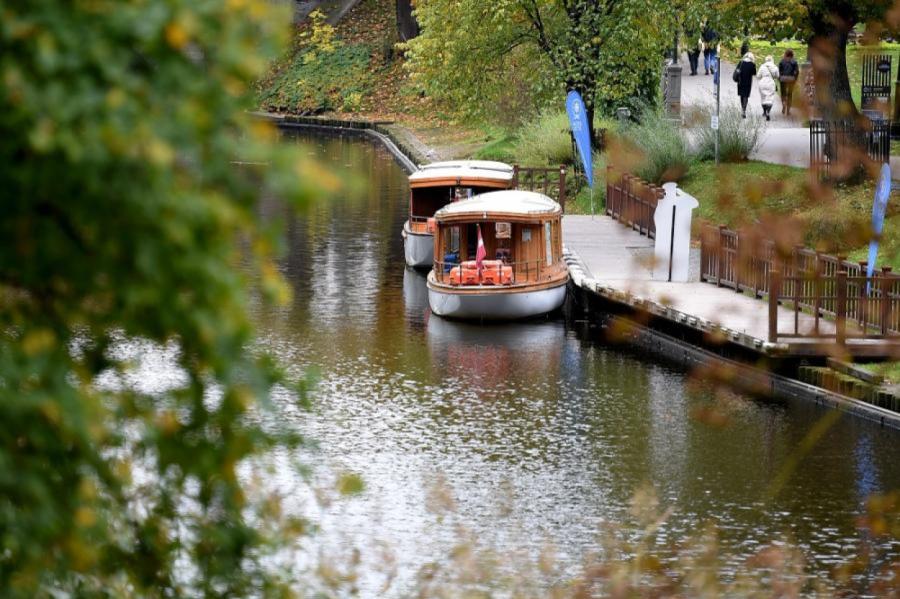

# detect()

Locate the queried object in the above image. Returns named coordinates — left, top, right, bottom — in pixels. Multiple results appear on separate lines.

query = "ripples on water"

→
left=248, top=130, right=900, bottom=593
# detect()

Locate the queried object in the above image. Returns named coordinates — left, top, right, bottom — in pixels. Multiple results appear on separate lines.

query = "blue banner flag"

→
left=713, top=57, right=720, bottom=86
left=867, top=163, right=892, bottom=282
left=566, top=91, right=593, bottom=188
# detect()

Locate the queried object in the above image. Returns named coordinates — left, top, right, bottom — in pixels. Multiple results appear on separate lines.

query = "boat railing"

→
left=432, top=259, right=564, bottom=287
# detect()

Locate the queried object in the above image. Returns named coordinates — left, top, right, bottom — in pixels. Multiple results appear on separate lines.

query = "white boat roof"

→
left=419, top=160, right=513, bottom=173
left=434, top=190, right=560, bottom=219
left=409, top=160, right=514, bottom=185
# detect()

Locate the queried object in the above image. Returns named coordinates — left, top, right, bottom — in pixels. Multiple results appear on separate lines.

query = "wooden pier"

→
left=563, top=208, right=900, bottom=360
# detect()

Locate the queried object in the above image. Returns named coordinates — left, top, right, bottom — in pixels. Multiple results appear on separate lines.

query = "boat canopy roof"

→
left=419, top=160, right=513, bottom=173
left=434, top=190, right=561, bottom=222
left=409, top=160, right=514, bottom=188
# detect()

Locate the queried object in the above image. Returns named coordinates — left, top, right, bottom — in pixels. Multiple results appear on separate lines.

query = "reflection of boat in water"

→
left=427, top=190, right=568, bottom=320
left=403, top=267, right=430, bottom=323
left=426, top=316, right=566, bottom=383
left=403, top=161, right=513, bottom=269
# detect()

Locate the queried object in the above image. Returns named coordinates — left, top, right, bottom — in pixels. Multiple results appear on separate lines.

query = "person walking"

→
left=686, top=32, right=701, bottom=75
left=757, top=55, right=779, bottom=120
left=701, top=24, right=718, bottom=75
left=778, top=49, right=799, bottom=115
left=733, top=52, right=757, bottom=118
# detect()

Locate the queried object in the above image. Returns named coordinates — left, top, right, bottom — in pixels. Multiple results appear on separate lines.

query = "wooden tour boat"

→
left=427, top=190, right=568, bottom=320
left=403, top=160, right=513, bottom=268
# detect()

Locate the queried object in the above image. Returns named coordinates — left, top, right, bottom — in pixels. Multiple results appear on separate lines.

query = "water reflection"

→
left=402, top=267, right=429, bottom=327
left=425, top=317, right=565, bottom=390
left=257, top=129, right=900, bottom=593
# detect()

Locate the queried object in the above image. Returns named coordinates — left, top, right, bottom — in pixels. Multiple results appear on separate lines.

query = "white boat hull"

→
left=402, top=221, right=434, bottom=269
left=427, top=277, right=567, bottom=321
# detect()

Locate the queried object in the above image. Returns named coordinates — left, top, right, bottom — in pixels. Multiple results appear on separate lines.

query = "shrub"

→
left=694, top=104, right=765, bottom=162
left=513, top=112, right=617, bottom=168
left=513, top=111, right=574, bottom=167
left=257, top=43, right=372, bottom=114
left=619, top=105, right=692, bottom=183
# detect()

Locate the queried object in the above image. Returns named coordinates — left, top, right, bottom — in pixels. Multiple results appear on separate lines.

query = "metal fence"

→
left=512, top=165, right=567, bottom=212
left=861, top=53, right=893, bottom=112
left=700, top=224, right=900, bottom=344
left=809, top=118, right=891, bottom=179
left=605, top=169, right=664, bottom=238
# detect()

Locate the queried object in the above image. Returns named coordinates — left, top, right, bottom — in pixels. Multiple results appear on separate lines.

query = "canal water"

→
left=257, top=129, right=900, bottom=593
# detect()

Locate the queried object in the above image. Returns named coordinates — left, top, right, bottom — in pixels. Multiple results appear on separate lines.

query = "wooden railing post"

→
left=836, top=270, right=847, bottom=345
left=882, top=267, right=893, bottom=336
left=859, top=260, right=869, bottom=327
left=814, top=252, right=822, bottom=334
left=769, top=270, right=781, bottom=342
left=558, top=165, right=566, bottom=213
left=700, top=225, right=710, bottom=282
left=606, top=165, right=613, bottom=216
left=716, top=225, right=726, bottom=287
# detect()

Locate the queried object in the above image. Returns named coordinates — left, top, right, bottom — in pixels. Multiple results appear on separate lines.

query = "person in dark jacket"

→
left=735, top=52, right=757, bottom=117
left=701, top=24, right=718, bottom=75
left=778, top=49, right=800, bottom=115
left=686, top=31, right=701, bottom=75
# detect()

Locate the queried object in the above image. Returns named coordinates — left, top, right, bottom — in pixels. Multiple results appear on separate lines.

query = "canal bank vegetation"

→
left=256, top=0, right=418, bottom=119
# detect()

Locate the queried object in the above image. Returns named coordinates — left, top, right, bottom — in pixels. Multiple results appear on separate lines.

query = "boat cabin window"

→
left=494, top=223, right=511, bottom=262
left=439, top=225, right=461, bottom=265
left=411, top=185, right=504, bottom=220
left=453, top=187, right=473, bottom=201
left=410, top=187, right=451, bottom=219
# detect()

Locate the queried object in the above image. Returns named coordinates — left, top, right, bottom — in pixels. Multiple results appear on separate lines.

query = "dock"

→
left=563, top=214, right=897, bottom=359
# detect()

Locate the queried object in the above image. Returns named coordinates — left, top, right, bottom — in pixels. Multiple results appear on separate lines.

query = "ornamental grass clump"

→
left=620, top=105, right=692, bottom=184
left=694, top=104, right=765, bottom=163
left=513, top=111, right=575, bottom=167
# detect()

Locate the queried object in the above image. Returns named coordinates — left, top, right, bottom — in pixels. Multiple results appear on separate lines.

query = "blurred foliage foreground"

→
left=5, top=1, right=900, bottom=598
left=0, top=0, right=339, bottom=595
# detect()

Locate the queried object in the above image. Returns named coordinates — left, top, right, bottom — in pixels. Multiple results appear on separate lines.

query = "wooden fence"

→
left=700, top=224, right=900, bottom=344
left=605, top=168, right=664, bottom=238
left=512, top=165, right=567, bottom=212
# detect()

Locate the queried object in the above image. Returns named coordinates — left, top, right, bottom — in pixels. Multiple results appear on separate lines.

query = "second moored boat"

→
left=403, top=160, right=514, bottom=268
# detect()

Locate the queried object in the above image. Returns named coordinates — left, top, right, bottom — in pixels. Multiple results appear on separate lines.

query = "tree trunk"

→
left=808, top=14, right=857, bottom=120
left=807, top=11, right=866, bottom=180
left=396, top=0, right=419, bottom=42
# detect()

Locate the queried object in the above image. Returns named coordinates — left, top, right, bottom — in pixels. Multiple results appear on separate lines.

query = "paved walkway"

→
left=681, top=56, right=805, bottom=128
left=678, top=54, right=812, bottom=167
left=562, top=215, right=900, bottom=358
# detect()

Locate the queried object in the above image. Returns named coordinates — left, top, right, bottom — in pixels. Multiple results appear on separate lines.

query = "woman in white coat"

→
left=757, top=55, right=779, bottom=121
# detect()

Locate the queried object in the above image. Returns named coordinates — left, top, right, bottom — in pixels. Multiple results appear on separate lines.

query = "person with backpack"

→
left=778, top=49, right=800, bottom=115
left=733, top=52, right=757, bottom=118
left=757, top=55, right=779, bottom=120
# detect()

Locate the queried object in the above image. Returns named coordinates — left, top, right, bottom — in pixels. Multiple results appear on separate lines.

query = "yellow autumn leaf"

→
left=165, top=21, right=189, bottom=50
